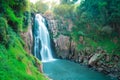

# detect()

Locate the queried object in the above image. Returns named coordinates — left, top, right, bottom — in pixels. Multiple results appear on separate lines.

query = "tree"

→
left=35, top=0, right=48, bottom=13
left=0, top=0, right=30, bottom=32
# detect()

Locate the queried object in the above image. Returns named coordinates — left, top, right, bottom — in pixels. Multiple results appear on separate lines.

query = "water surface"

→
left=43, top=59, right=117, bottom=80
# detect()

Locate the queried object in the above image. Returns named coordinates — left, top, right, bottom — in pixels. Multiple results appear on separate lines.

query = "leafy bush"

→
left=54, top=4, right=74, bottom=18
left=0, top=17, right=8, bottom=45
left=0, top=0, right=30, bottom=32
left=0, top=27, right=48, bottom=80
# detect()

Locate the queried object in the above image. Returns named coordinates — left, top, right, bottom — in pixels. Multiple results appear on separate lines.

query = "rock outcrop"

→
left=44, top=11, right=74, bottom=59
left=88, top=50, right=105, bottom=66
left=21, top=25, right=33, bottom=54
left=44, top=11, right=58, bottom=37
left=44, top=12, right=120, bottom=80
left=34, top=57, right=43, bottom=73
left=54, top=35, right=70, bottom=58
left=67, top=47, right=120, bottom=80
left=88, top=53, right=102, bottom=65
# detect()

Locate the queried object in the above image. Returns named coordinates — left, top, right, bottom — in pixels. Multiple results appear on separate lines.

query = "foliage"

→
left=76, top=0, right=120, bottom=37
left=0, top=0, right=48, bottom=80
left=0, top=17, right=8, bottom=45
left=30, top=1, right=48, bottom=14
left=0, top=27, right=48, bottom=80
left=53, top=4, right=76, bottom=37
left=30, top=3, right=38, bottom=13
left=54, top=4, right=75, bottom=19
left=0, top=0, right=30, bottom=32
left=35, top=1, right=48, bottom=13
left=53, top=0, right=120, bottom=54
left=60, top=0, right=78, bottom=4
left=72, top=0, right=120, bottom=54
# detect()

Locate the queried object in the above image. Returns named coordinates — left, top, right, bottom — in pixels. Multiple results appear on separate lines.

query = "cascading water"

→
left=33, top=14, right=54, bottom=62
left=33, top=14, right=117, bottom=80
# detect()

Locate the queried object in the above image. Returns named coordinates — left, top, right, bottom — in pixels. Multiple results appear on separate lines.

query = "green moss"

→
left=75, top=36, right=120, bottom=55
left=0, top=17, right=8, bottom=45
left=98, top=39, right=120, bottom=54
left=6, top=7, right=23, bottom=32
left=76, top=44, right=85, bottom=51
left=0, top=28, right=48, bottom=80
left=85, top=38, right=98, bottom=48
left=0, top=1, right=47, bottom=79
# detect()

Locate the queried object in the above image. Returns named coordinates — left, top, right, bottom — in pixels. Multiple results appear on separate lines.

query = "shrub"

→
left=0, top=17, right=8, bottom=45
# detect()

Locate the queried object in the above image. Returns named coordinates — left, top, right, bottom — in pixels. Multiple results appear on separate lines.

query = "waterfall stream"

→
left=33, top=14, right=54, bottom=62
left=33, top=14, right=117, bottom=80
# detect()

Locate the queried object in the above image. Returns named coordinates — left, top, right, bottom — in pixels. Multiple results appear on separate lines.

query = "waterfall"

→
left=33, top=14, right=54, bottom=62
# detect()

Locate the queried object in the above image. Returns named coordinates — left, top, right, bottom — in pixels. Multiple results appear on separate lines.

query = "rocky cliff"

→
left=21, top=25, right=33, bottom=54
left=44, top=11, right=75, bottom=58
left=44, top=12, right=120, bottom=80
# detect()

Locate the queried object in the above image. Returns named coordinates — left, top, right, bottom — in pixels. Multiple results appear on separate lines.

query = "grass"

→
left=98, top=39, right=120, bottom=54
left=0, top=28, right=48, bottom=80
left=76, top=37, right=120, bottom=55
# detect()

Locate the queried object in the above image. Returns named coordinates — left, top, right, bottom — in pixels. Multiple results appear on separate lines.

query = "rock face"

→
left=44, top=12, right=120, bottom=80
left=68, top=47, right=120, bottom=80
left=88, top=50, right=105, bottom=66
left=21, top=25, right=33, bottom=54
left=44, top=11, right=58, bottom=38
left=54, top=35, right=70, bottom=58
left=44, top=11, right=73, bottom=59
left=34, top=58, right=43, bottom=73
left=88, top=53, right=102, bottom=65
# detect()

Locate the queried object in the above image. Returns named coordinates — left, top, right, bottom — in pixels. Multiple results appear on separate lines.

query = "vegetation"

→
left=0, top=0, right=120, bottom=79
left=0, top=0, right=48, bottom=80
left=30, top=0, right=48, bottom=13
left=0, top=17, right=8, bottom=45
left=53, top=0, right=120, bottom=54
left=0, top=0, right=30, bottom=32
left=0, top=29, right=48, bottom=80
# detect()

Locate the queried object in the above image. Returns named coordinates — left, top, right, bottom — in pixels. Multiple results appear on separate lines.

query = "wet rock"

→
left=96, top=47, right=103, bottom=51
left=105, top=55, right=111, bottom=62
left=113, top=55, right=119, bottom=62
left=88, top=53, right=102, bottom=65
left=108, top=73, right=118, bottom=79
left=78, top=56, right=84, bottom=63
left=118, top=76, right=120, bottom=80
left=84, top=47, right=91, bottom=54
left=97, top=67, right=104, bottom=72
left=83, top=58, right=88, bottom=65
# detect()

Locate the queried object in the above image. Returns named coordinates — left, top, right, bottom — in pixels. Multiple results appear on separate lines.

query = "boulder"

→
left=97, top=67, right=104, bottom=72
left=88, top=53, right=104, bottom=66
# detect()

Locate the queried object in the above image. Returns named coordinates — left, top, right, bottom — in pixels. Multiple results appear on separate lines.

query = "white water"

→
left=33, top=14, right=54, bottom=62
left=33, top=14, right=117, bottom=80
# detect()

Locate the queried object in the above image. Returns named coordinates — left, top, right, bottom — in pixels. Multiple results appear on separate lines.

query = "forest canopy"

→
left=52, top=0, right=120, bottom=54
